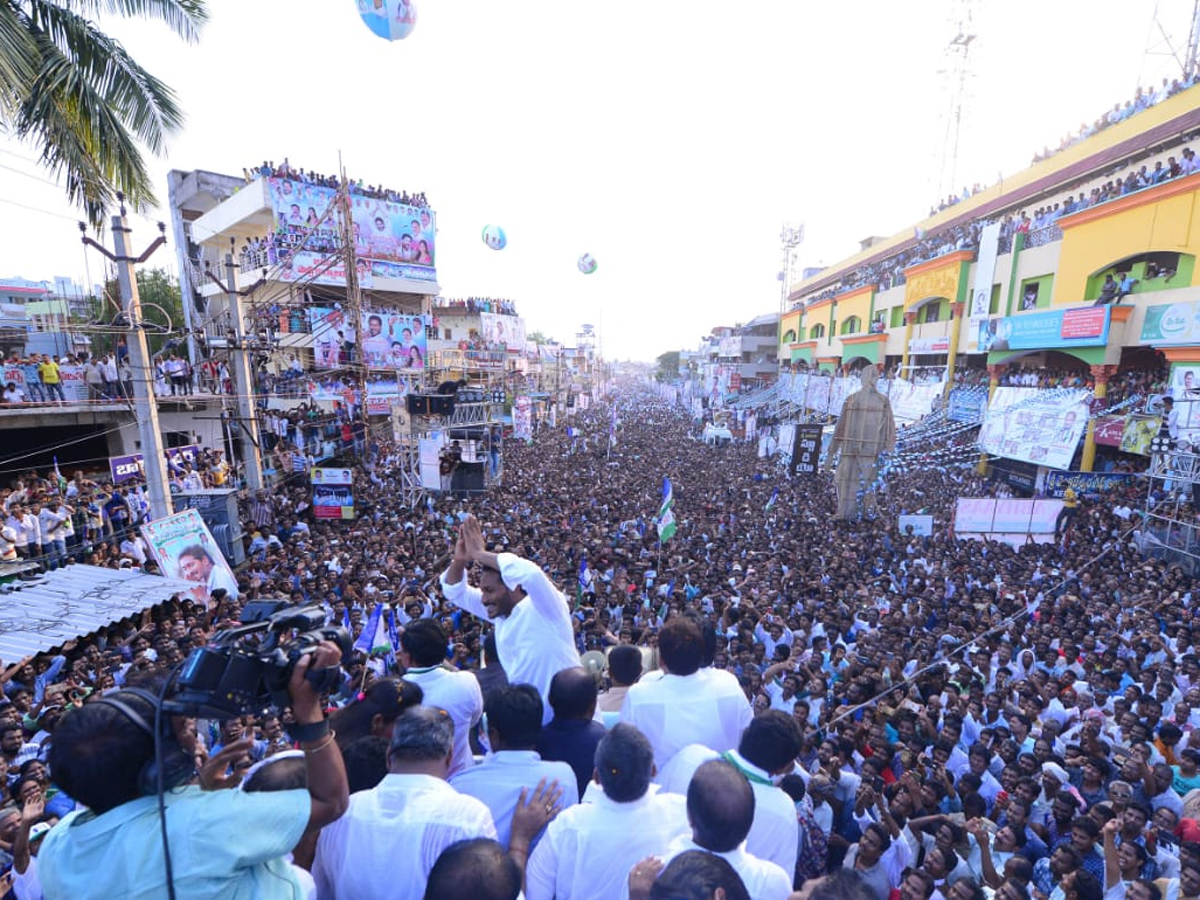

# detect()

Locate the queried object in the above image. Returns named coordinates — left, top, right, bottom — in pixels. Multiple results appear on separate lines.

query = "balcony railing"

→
left=1024, top=224, right=1063, bottom=249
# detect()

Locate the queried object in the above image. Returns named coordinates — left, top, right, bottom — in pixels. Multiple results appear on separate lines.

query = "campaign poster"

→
left=978, top=387, right=1090, bottom=470
left=141, top=509, right=239, bottom=605
left=1119, top=415, right=1161, bottom=456
left=898, top=514, right=934, bottom=536
left=265, top=177, right=437, bottom=287
left=312, top=467, right=355, bottom=520
left=791, top=424, right=823, bottom=476
left=479, top=313, right=527, bottom=350
left=360, top=309, right=427, bottom=371
left=1170, top=366, right=1200, bottom=445
left=309, top=306, right=357, bottom=370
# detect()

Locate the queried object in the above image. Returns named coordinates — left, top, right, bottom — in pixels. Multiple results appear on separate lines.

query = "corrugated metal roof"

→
left=0, top=565, right=196, bottom=662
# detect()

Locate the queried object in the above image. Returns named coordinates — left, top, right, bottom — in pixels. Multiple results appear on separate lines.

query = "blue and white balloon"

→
left=577, top=253, right=598, bottom=275
left=482, top=225, right=507, bottom=250
left=356, top=0, right=417, bottom=41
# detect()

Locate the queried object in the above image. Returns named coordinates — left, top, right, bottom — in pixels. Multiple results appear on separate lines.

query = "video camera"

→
left=165, top=601, right=351, bottom=720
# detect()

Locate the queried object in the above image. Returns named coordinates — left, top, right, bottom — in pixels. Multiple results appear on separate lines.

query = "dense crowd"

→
left=245, top=160, right=430, bottom=208
left=3, top=384, right=1200, bottom=900
left=434, top=298, right=519, bottom=316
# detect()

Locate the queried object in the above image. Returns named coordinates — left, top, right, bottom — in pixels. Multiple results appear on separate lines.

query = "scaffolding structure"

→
left=388, top=354, right=508, bottom=507
left=1141, top=444, right=1200, bottom=574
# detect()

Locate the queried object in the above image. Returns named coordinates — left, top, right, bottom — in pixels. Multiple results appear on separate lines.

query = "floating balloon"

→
left=577, top=253, right=598, bottom=275
left=482, top=225, right=507, bottom=250
left=356, top=0, right=417, bottom=41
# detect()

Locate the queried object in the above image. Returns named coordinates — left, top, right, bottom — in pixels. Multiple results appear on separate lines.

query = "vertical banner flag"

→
left=656, top=477, right=677, bottom=543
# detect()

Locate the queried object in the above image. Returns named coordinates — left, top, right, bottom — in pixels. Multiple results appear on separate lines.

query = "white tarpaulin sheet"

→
left=978, top=387, right=1091, bottom=470
left=0, top=565, right=197, bottom=662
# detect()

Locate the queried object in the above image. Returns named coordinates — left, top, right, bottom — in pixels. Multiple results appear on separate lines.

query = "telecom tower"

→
left=935, top=0, right=978, bottom=207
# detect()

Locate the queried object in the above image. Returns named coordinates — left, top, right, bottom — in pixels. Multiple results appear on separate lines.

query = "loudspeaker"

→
left=95, top=687, right=195, bottom=795
left=453, top=461, right=486, bottom=493
left=406, top=393, right=456, bottom=416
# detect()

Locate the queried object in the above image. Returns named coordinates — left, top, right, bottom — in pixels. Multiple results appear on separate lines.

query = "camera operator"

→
left=37, top=642, right=349, bottom=899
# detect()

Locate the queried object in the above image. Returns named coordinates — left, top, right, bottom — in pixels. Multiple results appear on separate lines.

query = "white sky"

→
left=0, top=0, right=1194, bottom=361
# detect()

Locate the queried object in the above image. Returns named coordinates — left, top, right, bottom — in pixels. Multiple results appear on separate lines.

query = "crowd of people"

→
left=1032, top=72, right=1200, bottom=164
left=245, top=160, right=430, bottom=209
left=3, top=384, right=1200, bottom=900
left=434, top=298, right=520, bottom=316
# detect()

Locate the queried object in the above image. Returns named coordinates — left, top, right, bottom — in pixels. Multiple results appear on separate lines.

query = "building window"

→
left=781, top=329, right=797, bottom=344
left=840, top=316, right=861, bottom=335
left=810, top=323, right=825, bottom=339
left=922, top=302, right=941, bottom=323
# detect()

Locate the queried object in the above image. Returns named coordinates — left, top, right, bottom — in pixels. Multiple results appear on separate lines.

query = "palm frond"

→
left=36, top=0, right=207, bottom=43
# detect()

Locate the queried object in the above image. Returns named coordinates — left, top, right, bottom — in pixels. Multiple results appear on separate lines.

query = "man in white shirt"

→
left=619, top=615, right=752, bottom=770
left=4, top=505, right=30, bottom=558
left=452, top=683, right=579, bottom=849
left=645, top=759, right=792, bottom=900
left=399, top=618, right=483, bottom=777
left=440, top=514, right=579, bottom=724
left=313, top=707, right=499, bottom=900
left=525, top=724, right=689, bottom=900
left=654, top=710, right=800, bottom=877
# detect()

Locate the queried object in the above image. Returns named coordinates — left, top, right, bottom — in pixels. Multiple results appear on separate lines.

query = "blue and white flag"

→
left=353, top=603, right=391, bottom=656
left=765, top=489, right=778, bottom=511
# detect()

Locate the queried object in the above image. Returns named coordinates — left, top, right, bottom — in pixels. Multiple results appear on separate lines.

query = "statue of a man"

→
left=825, top=366, right=896, bottom=520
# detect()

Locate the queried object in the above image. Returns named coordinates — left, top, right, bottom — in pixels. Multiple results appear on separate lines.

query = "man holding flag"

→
left=440, top=514, right=579, bottom=725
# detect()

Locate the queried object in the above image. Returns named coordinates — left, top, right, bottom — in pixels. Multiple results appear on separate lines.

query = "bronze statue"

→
left=825, top=366, right=896, bottom=520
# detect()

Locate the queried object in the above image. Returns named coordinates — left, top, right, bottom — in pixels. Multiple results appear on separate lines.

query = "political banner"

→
left=477, top=315, right=525, bottom=351
left=791, top=424, right=823, bottom=476
left=954, top=497, right=1063, bottom=538
left=947, top=387, right=987, bottom=424
left=979, top=387, right=1090, bottom=470
left=309, top=307, right=357, bottom=370
left=885, top=378, right=945, bottom=422
left=1120, top=415, right=1161, bottom=456
left=2, top=363, right=89, bottom=402
left=1170, top=366, right=1200, bottom=446
left=1094, top=415, right=1127, bottom=448
left=514, top=396, right=533, bottom=440
left=110, top=454, right=145, bottom=484
left=265, top=177, right=437, bottom=287
left=312, top=467, right=355, bottom=520
left=110, top=446, right=199, bottom=484
left=898, top=514, right=934, bottom=536
left=978, top=305, right=1110, bottom=352
left=141, top=509, right=239, bottom=605
left=969, top=221, right=1001, bottom=320
left=360, top=309, right=427, bottom=370
left=1042, top=470, right=1139, bottom=498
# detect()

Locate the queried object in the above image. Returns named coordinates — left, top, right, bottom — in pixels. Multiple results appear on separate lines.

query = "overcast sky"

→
left=0, top=0, right=1194, bottom=361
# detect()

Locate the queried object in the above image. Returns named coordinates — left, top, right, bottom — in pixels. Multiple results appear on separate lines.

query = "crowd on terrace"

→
left=797, top=74, right=1200, bottom=314
left=434, top=297, right=520, bottom=316
left=244, top=160, right=430, bottom=208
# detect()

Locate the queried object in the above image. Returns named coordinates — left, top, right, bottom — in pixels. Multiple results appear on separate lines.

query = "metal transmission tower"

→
left=778, top=223, right=804, bottom=315
left=1140, top=0, right=1200, bottom=87
left=935, top=0, right=978, bottom=206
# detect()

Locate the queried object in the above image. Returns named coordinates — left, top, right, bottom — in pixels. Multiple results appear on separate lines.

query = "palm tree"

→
left=0, top=0, right=208, bottom=227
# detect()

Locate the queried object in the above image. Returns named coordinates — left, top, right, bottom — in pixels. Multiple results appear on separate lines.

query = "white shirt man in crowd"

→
left=654, top=710, right=801, bottom=877
left=313, top=706, right=498, bottom=900
left=440, top=514, right=579, bottom=724
left=619, top=615, right=752, bottom=769
left=525, top=724, right=688, bottom=900
left=641, top=758, right=792, bottom=900
left=451, top=683, right=578, bottom=849
left=398, top=618, right=483, bottom=777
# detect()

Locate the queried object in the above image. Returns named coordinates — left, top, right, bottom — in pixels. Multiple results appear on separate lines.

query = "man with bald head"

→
left=537, top=667, right=607, bottom=798
left=640, top=759, right=792, bottom=900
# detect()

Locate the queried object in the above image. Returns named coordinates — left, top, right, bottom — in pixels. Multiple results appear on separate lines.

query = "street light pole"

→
left=80, top=196, right=173, bottom=520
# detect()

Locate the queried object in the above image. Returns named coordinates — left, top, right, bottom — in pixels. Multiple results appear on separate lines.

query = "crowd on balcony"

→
left=1033, top=71, right=1200, bottom=164
left=434, top=297, right=519, bottom=316
left=798, top=73, right=1200, bottom=313
left=244, top=160, right=429, bottom=208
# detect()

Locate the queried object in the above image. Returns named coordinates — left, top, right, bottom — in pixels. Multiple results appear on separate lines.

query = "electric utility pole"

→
left=80, top=195, right=173, bottom=520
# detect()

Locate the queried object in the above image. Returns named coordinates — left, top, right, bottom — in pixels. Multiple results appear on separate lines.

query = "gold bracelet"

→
left=302, top=731, right=337, bottom=754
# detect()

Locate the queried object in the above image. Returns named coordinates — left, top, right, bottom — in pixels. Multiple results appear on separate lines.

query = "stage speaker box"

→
left=406, top=393, right=456, bottom=416
left=453, top=461, right=486, bottom=493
